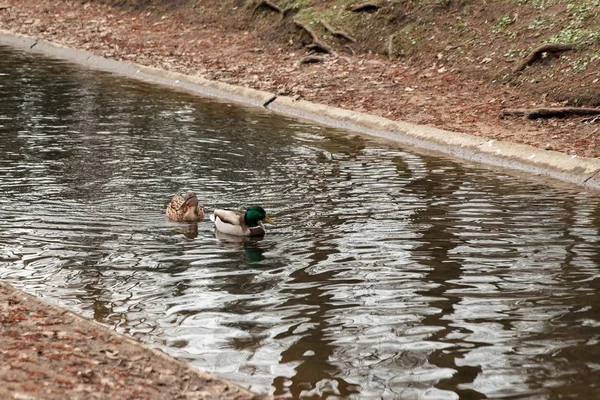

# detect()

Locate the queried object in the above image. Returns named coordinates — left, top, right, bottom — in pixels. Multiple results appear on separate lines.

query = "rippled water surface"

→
left=3, top=46, right=600, bottom=399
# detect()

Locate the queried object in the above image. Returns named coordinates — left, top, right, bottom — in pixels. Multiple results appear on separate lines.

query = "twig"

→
left=513, top=43, right=575, bottom=73
left=582, top=127, right=600, bottom=140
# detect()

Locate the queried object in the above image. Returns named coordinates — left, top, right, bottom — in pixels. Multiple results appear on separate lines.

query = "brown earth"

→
left=1, top=0, right=600, bottom=158
left=0, top=282, right=265, bottom=400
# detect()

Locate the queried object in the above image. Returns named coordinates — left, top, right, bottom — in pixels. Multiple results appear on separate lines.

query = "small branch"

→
left=319, top=20, right=356, bottom=43
left=501, top=107, right=600, bottom=119
left=349, top=3, right=382, bottom=13
left=263, top=95, right=277, bottom=108
left=582, top=127, right=600, bottom=140
left=513, top=43, right=575, bottom=73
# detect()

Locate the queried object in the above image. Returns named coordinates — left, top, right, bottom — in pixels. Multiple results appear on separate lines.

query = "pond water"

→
left=2, top=46, right=600, bottom=399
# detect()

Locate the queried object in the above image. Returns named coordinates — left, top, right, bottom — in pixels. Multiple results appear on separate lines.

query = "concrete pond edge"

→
left=2, top=29, right=600, bottom=191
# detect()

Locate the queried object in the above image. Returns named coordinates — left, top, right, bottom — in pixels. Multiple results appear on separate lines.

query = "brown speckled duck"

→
left=166, top=192, right=205, bottom=222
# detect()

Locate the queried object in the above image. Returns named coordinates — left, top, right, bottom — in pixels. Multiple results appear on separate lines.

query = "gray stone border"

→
left=2, top=29, right=600, bottom=190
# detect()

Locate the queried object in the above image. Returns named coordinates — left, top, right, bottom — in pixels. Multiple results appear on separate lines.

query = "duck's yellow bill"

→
left=264, top=216, right=276, bottom=225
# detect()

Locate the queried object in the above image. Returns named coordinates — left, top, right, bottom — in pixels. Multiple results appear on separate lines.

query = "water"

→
left=2, top=46, right=600, bottom=399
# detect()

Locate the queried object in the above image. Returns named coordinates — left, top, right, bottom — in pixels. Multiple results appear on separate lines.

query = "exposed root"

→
left=319, top=20, right=356, bottom=43
left=252, top=0, right=283, bottom=15
left=306, top=42, right=336, bottom=55
left=581, top=116, right=600, bottom=123
left=501, top=107, right=600, bottom=119
left=513, top=43, right=575, bottom=73
left=349, top=3, right=382, bottom=13
left=293, top=20, right=319, bottom=43
left=387, top=33, right=397, bottom=60
left=293, top=20, right=338, bottom=57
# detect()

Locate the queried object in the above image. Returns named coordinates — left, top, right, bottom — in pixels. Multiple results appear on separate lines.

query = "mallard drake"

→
left=166, top=192, right=205, bottom=222
left=211, top=206, right=275, bottom=237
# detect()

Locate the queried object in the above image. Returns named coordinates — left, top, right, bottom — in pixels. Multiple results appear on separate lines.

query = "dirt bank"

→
left=1, top=0, right=600, bottom=158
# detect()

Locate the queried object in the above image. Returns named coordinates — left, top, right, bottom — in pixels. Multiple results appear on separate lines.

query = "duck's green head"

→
left=244, top=206, right=275, bottom=227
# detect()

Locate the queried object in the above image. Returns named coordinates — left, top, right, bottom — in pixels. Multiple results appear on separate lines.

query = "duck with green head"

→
left=166, top=192, right=205, bottom=222
left=211, top=206, right=275, bottom=236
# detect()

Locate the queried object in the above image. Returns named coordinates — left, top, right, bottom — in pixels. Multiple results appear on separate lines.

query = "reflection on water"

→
left=2, top=46, right=600, bottom=399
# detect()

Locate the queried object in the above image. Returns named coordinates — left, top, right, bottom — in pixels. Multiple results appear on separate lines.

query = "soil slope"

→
left=1, top=0, right=599, bottom=156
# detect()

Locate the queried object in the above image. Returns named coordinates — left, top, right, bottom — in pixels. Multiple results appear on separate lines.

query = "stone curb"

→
left=2, top=29, right=600, bottom=190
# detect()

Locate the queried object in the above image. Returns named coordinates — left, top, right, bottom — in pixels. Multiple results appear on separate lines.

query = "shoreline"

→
left=0, top=282, right=265, bottom=400
left=2, top=30, right=600, bottom=191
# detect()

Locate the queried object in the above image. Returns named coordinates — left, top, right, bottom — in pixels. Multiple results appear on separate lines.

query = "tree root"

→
left=349, top=3, right=382, bottom=13
left=319, top=20, right=356, bottom=43
left=252, top=0, right=283, bottom=15
left=513, top=43, right=575, bottom=73
left=293, top=20, right=319, bottom=43
left=387, top=33, right=397, bottom=60
left=501, top=107, right=600, bottom=119
left=294, top=20, right=338, bottom=57
left=581, top=115, right=600, bottom=123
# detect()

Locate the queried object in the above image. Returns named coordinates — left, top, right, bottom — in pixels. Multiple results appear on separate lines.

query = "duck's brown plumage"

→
left=166, top=192, right=205, bottom=222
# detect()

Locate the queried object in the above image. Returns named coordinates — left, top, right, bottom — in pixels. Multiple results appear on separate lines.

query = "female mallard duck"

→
left=211, top=206, right=275, bottom=237
left=166, top=192, right=205, bottom=222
